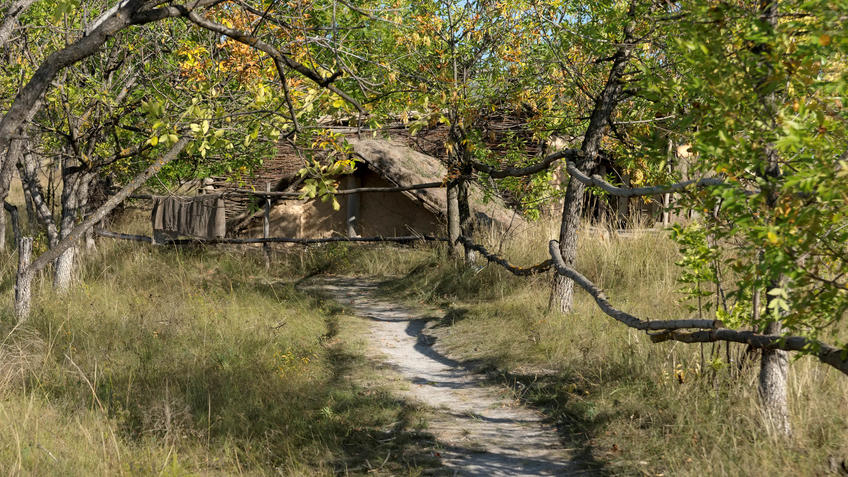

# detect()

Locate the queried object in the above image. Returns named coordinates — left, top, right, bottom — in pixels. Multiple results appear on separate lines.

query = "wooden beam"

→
left=344, top=174, right=361, bottom=237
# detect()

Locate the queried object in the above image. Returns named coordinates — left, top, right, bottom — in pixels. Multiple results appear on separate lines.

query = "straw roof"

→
left=218, top=127, right=527, bottom=231
left=348, top=138, right=522, bottom=228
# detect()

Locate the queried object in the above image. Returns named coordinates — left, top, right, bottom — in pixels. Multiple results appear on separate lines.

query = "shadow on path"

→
left=300, top=275, right=599, bottom=477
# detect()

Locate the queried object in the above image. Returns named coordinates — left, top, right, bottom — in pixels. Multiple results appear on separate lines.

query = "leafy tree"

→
left=657, top=0, right=848, bottom=434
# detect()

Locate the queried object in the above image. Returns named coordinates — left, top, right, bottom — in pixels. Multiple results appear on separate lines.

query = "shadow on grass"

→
left=417, top=321, right=614, bottom=476
left=484, top=368, right=617, bottom=477
left=14, top=262, right=442, bottom=474
left=78, top=320, right=439, bottom=474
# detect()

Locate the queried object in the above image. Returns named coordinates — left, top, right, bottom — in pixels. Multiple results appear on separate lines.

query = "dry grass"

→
left=1, top=204, right=846, bottom=475
left=0, top=218, right=436, bottom=475
left=310, top=219, right=848, bottom=476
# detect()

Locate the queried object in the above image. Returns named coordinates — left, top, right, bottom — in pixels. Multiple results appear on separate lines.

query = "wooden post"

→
left=663, top=139, right=673, bottom=227
left=15, top=236, right=33, bottom=321
left=617, top=173, right=630, bottom=229
left=344, top=174, right=360, bottom=237
left=263, top=182, right=271, bottom=270
left=447, top=181, right=462, bottom=257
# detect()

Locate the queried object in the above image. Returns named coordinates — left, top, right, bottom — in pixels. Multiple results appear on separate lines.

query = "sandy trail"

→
left=303, top=276, right=579, bottom=476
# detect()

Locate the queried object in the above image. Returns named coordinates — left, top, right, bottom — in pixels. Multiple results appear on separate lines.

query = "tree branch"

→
left=456, top=236, right=553, bottom=276
left=563, top=161, right=730, bottom=197
left=180, top=8, right=364, bottom=113
left=470, top=148, right=732, bottom=197
left=471, top=149, right=579, bottom=178
left=95, top=229, right=445, bottom=245
left=27, top=137, right=189, bottom=274
left=546, top=240, right=848, bottom=377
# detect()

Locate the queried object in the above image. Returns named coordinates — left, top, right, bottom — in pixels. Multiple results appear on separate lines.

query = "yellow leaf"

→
left=767, top=231, right=779, bottom=244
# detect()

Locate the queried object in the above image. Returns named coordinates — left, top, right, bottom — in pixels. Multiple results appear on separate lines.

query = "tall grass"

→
left=2, top=207, right=845, bottom=475
left=0, top=234, right=435, bottom=475
left=305, top=219, right=848, bottom=476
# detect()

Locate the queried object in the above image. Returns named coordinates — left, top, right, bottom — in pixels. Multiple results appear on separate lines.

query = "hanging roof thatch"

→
left=348, top=138, right=522, bottom=228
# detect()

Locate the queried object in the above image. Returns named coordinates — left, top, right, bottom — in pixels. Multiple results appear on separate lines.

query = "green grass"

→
left=297, top=221, right=848, bottom=476
left=0, top=236, right=436, bottom=475
left=2, top=210, right=846, bottom=476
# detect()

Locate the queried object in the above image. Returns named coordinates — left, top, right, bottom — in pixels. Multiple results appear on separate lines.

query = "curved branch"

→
left=456, top=236, right=552, bottom=276
left=547, top=240, right=848, bottom=377
left=470, top=148, right=736, bottom=197
left=650, top=329, right=848, bottom=377
left=547, top=240, right=723, bottom=330
left=563, top=162, right=730, bottom=197
left=471, top=149, right=579, bottom=178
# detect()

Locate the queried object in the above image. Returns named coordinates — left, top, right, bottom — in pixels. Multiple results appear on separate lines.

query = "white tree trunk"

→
left=0, top=210, right=5, bottom=252
left=759, top=275, right=792, bottom=436
left=53, top=245, right=75, bottom=292
left=14, top=236, right=33, bottom=321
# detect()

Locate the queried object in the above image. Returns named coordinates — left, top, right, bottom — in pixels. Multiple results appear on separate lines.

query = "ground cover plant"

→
left=0, top=231, right=437, bottom=475
left=300, top=221, right=848, bottom=476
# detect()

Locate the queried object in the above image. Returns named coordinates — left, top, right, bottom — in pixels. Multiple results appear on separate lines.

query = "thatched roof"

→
left=348, top=138, right=522, bottom=228
left=217, top=127, right=527, bottom=231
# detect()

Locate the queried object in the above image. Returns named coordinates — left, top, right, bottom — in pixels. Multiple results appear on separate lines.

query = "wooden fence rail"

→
left=95, top=229, right=446, bottom=245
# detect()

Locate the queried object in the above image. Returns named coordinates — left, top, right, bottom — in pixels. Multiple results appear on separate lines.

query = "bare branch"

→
left=469, top=148, right=733, bottom=198
left=471, top=149, right=579, bottom=179
left=563, top=161, right=730, bottom=197
left=546, top=240, right=848, bottom=377
left=27, top=137, right=189, bottom=274
left=96, top=229, right=445, bottom=245
left=456, top=236, right=553, bottom=276
left=650, top=329, right=848, bottom=377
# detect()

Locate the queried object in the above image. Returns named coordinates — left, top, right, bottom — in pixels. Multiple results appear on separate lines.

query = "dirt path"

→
left=303, top=276, right=579, bottom=476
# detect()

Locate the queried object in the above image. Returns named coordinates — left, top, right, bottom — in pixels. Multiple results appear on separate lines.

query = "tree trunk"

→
left=264, top=182, right=272, bottom=269
left=457, top=178, right=475, bottom=264
left=551, top=9, right=635, bottom=312
left=757, top=151, right=791, bottom=436
left=85, top=227, right=97, bottom=252
left=18, top=152, right=59, bottom=247
left=14, top=235, right=33, bottom=321
left=447, top=181, right=462, bottom=258
left=0, top=208, right=5, bottom=252
left=550, top=177, right=584, bottom=312
left=54, top=163, right=94, bottom=292
left=53, top=245, right=75, bottom=292
left=0, top=138, right=23, bottom=251
left=54, top=158, right=79, bottom=292
left=0, top=0, right=37, bottom=49
left=617, top=173, right=630, bottom=228
left=3, top=202, right=20, bottom=246
left=754, top=0, right=791, bottom=437
left=759, top=319, right=791, bottom=435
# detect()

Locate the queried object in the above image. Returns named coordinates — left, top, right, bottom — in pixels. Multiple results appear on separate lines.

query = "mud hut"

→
left=225, top=137, right=521, bottom=239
